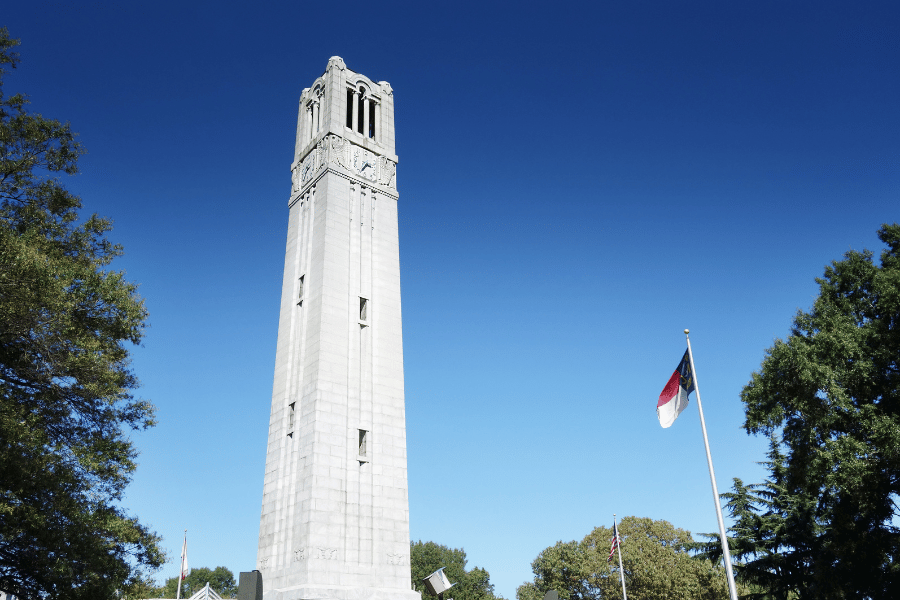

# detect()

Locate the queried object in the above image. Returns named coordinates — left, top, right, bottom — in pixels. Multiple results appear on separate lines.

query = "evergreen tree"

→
left=706, top=224, right=900, bottom=599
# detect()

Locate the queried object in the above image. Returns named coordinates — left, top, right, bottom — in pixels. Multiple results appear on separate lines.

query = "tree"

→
left=704, top=223, right=900, bottom=599
left=516, top=517, right=731, bottom=600
left=120, top=576, right=164, bottom=600
left=410, top=541, right=501, bottom=600
left=0, top=28, right=162, bottom=599
left=159, top=567, right=237, bottom=599
left=698, top=447, right=818, bottom=600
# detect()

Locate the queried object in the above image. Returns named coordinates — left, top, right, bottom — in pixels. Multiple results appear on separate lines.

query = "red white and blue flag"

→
left=657, top=350, right=695, bottom=428
left=608, top=521, right=620, bottom=563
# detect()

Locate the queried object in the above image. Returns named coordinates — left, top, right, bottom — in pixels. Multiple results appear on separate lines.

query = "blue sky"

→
left=4, top=1, right=899, bottom=597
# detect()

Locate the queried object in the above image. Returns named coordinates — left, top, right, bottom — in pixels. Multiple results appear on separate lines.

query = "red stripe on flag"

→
left=657, top=370, right=680, bottom=407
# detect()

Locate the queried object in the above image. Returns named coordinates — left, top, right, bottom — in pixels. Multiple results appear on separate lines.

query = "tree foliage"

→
left=159, top=567, right=237, bottom=599
left=0, top=28, right=162, bottom=599
left=410, top=541, right=501, bottom=600
left=516, top=517, right=730, bottom=600
left=706, top=223, right=900, bottom=599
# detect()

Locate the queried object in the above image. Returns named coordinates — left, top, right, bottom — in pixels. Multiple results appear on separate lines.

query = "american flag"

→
left=607, top=521, right=620, bottom=563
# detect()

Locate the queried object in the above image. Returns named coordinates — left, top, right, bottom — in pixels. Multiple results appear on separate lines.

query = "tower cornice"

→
left=291, top=134, right=398, bottom=199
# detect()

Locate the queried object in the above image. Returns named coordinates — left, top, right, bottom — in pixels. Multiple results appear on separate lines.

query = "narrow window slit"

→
left=357, top=88, right=365, bottom=134
left=358, top=429, right=368, bottom=457
left=359, top=297, right=368, bottom=322
left=346, top=89, right=354, bottom=128
left=287, top=402, right=296, bottom=437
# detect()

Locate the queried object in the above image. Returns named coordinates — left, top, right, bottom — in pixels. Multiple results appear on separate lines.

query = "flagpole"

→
left=177, top=529, right=186, bottom=600
left=613, top=515, right=627, bottom=600
left=684, top=330, right=739, bottom=600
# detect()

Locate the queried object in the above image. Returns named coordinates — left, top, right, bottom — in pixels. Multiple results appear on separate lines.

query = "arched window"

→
left=345, top=85, right=377, bottom=140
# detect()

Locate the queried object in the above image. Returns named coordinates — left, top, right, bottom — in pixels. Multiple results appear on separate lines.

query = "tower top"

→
left=291, top=58, right=398, bottom=200
left=295, top=57, right=397, bottom=160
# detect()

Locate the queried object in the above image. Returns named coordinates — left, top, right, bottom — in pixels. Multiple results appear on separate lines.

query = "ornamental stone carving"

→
left=295, top=136, right=397, bottom=191
left=291, top=162, right=300, bottom=192
left=314, top=546, right=338, bottom=560
left=386, top=552, right=404, bottom=565
left=316, top=140, right=325, bottom=171
left=330, top=135, right=348, bottom=169
left=379, top=156, right=396, bottom=188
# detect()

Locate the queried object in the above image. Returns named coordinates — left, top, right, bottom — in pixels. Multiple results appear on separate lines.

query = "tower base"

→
left=265, top=584, right=422, bottom=600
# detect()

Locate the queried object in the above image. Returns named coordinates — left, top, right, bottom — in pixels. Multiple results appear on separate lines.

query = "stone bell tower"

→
left=257, top=57, right=418, bottom=600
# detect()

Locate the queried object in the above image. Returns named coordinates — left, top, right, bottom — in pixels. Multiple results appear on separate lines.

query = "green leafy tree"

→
left=0, top=28, right=162, bottom=599
left=705, top=223, right=900, bottom=600
left=160, top=567, right=237, bottom=598
left=410, top=541, right=501, bottom=600
left=120, top=576, right=164, bottom=600
left=517, top=517, right=731, bottom=600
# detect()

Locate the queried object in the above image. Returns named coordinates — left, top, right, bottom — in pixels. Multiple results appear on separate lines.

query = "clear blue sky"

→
left=5, top=1, right=899, bottom=597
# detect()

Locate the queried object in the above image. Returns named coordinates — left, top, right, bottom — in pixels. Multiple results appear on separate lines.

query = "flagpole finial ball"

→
left=684, top=329, right=690, bottom=334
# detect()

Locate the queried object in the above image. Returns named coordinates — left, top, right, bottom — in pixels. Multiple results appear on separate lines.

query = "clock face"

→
left=302, top=160, right=314, bottom=183
left=354, top=148, right=378, bottom=182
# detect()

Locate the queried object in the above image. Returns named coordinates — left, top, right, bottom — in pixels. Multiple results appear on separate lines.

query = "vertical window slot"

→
left=358, top=429, right=368, bottom=457
left=359, top=297, right=368, bottom=322
left=346, top=89, right=354, bottom=128
left=357, top=88, right=365, bottom=134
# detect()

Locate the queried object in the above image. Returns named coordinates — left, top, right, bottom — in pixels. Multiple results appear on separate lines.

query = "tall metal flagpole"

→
left=613, top=514, right=627, bottom=600
left=684, top=330, right=739, bottom=600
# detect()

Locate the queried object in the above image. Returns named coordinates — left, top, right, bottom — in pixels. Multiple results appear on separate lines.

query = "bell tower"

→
left=257, top=57, right=417, bottom=600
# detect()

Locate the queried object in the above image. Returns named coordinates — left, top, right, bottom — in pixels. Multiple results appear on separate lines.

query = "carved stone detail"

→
left=291, top=162, right=301, bottom=192
left=309, top=136, right=398, bottom=190
left=330, top=135, right=348, bottom=168
left=379, top=156, right=397, bottom=188
left=293, top=548, right=307, bottom=561
left=258, top=557, right=269, bottom=570
left=386, top=552, right=405, bottom=565
left=313, top=546, right=338, bottom=560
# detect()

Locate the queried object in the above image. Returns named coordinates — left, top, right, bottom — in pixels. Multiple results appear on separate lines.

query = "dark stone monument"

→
left=237, top=571, right=263, bottom=600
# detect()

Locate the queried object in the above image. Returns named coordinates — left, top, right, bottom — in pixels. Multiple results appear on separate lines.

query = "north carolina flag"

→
left=179, top=535, right=189, bottom=580
left=657, top=350, right=695, bottom=428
